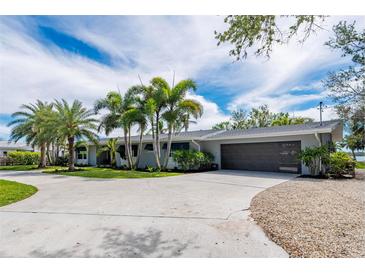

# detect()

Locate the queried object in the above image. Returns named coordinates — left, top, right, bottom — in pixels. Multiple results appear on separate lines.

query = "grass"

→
left=356, top=161, right=365, bottom=169
left=0, top=165, right=62, bottom=171
left=0, top=179, right=38, bottom=207
left=0, top=165, right=39, bottom=171
left=42, top=166, right=181, bottom=179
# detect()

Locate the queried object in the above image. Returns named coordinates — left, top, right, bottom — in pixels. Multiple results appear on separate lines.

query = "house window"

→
left=162, top=142, right=190, bottom=150
left=118, top=145, right=139, bottom=158
left=144, top=144, right=154, bottom=151
left=76, top=146, right=87, bottom=160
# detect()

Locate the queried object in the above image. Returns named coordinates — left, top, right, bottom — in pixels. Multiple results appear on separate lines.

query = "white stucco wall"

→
left=88, top=145, right=97, bottom=166
left=84, top=135, right=327, bottom=174
left=199, top=134, right=321, bottom=175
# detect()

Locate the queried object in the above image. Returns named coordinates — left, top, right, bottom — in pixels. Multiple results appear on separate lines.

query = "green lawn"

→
left=0, top=165, right=62, bottom=171
left=356, top=161, right=365, bottom=169
left=0, top=179, right=38, bottom=207
left=0, top=165, right=39, bottom=171
left=43, top=167, right=181, bottom=179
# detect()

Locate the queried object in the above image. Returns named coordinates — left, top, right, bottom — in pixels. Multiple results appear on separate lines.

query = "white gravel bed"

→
left=250, top=171, right=365, bottom=258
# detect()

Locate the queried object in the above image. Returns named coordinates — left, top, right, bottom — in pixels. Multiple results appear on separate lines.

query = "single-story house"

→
left=0, top=141, right=35, bottom=157
left=76, top=120, right=343, bottom=175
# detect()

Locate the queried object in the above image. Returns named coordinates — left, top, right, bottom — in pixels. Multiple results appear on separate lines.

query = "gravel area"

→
left=250, top=170, right=365, bottom=258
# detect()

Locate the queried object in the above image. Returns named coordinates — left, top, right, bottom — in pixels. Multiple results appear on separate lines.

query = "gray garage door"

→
left=221, top=141, right=301, bottom=173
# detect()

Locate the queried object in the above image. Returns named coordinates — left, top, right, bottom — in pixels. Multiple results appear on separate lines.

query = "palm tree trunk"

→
left=68, top=136, right=75, bottom=171
left=46, top=143, right=51, bottom=165
left=128, top=125, right=134, bottom=169
left=123, top=128, right=132, bottom=169
left=163, top=125, right=173, bottom=170
left=151, top=119, right=161, bottom=169
left=38, top=143, right=47, bottom=168
left=351, top=149, right=357, bottom=161
left=154, top=115, right=161, bottom=169
left=135, top=124, right=144, bottom=169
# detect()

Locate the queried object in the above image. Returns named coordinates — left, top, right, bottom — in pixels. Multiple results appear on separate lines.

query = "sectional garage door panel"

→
left=221, top=141, right=301, bottom=173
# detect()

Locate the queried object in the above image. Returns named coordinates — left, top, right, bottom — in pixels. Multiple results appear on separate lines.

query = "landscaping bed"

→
left=250, top=170, right=365, bottom=258
left=42, top=167, right=181, bottom=179
left=0, top=179, right=38, bottom=207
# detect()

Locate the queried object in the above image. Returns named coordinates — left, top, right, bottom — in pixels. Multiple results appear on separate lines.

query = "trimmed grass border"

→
left=0, top=179, right=38, bottom=207
left=42, top=167, right=181, bottom=179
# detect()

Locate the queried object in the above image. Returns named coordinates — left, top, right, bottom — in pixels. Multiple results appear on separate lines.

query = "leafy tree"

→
left=342, top=134, right=364, bottom=160
left=231, top=109, right=249, bottom=129
left=271, top=112, right=314, bottom=126
left=215, top=15, right=326, bottom=60
left=54, top=99, right=98, bottom=171
left=324, top=21, right=364, bottom=109
left=212, top=121, right=231, bottom=130
left=213, top=105, right=312, bottom=129
left=8, top=100, right=54, bottom=168
left=324, top=21, right=365, bottom=151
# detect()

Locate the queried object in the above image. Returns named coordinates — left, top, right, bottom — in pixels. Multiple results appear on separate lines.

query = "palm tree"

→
left=159, top=78, right=203, bottom=169
left=54, top=99, right=98, bottom=171
left=148, top=77, right=170, bottom=169
left=8, top=100, right=54, bottom=168
left=94, top=91, right=134, bottom=169
left=97, top=138, right=118, bottom=167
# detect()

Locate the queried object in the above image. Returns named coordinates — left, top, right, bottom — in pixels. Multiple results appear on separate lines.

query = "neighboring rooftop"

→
left=0, top=141, right=34, bottom=150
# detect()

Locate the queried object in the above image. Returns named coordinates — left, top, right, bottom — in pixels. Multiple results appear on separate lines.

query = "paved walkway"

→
left=0, top=170, right=295, bottom=257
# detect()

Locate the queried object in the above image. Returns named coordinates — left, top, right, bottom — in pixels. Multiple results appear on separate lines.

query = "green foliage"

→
left=7, top=151, right=40, bottom=165
left=215, top=15, right=326, bottom=60
left=324, top=21, right=365, bottom=147
left=356, top=161, right=365, bottom=169
left=172, top=150, right=214, bottom=171
left=342, top=134, right=365, bottom=160
left=54, top=99, right=98, bottom=171
left=298, top=146, right=330, bottom=176
left=328, top=152, right=356, bottom=177
left=212, top=105, right=312, bottom=130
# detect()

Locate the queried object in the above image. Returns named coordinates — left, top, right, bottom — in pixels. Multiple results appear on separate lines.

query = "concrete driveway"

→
left=0, top=170, right=295, bottom=257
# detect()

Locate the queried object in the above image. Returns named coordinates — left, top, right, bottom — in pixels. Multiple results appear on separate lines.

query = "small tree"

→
left=97, top=138, right=118, bottom=167
left=298, top=145, right=330, bottom=176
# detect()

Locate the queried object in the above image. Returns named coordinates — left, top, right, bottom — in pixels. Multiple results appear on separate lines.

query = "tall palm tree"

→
left=94, top=91, right=134, bottom=169
left=54, top=99, right=98, bottom=171
left=149, top=77, right=170, bottom=169
left=8, top=100, right=54, bottom=168
left=159, top=78, right=203, bottom=169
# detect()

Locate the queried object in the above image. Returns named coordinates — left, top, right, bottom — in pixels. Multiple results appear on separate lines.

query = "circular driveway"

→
left=0, top=170, right=295, bottom=257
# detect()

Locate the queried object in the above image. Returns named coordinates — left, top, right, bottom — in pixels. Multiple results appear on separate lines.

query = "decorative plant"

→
left=172, top=150, right=214, bottom=171
left=328, top=151, right=356, bottom=178
left=298, top=145, right=330, bottom=176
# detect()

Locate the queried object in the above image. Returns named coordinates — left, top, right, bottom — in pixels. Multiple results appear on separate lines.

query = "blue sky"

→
left=0, top=15, right=363, bottom=139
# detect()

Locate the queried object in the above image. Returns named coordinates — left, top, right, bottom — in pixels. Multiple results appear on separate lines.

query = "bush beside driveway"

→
left=250, top=170, right=365, bottom=258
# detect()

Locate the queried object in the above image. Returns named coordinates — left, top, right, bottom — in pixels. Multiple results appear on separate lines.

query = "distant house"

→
left=76, top=120, right=343, bottom=175
left=0, top=141, right=35, bottom=157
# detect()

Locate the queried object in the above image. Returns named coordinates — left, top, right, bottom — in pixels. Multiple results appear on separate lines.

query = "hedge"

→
left=7, top=151, right=40, bottom=165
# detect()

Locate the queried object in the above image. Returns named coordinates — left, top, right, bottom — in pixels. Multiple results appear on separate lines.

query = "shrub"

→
left=7, top=151, right=40, bottom=165
left=55, top=156, right=68, bottom=166
left=172, top=150, right=214, bottom=171
left=328, top=152, right=356, bottom=178
left=298, top=145, right=330, bottom=176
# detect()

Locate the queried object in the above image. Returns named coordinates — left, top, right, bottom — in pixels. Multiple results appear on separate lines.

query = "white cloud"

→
left=0, top=15, right=362, bottom=139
